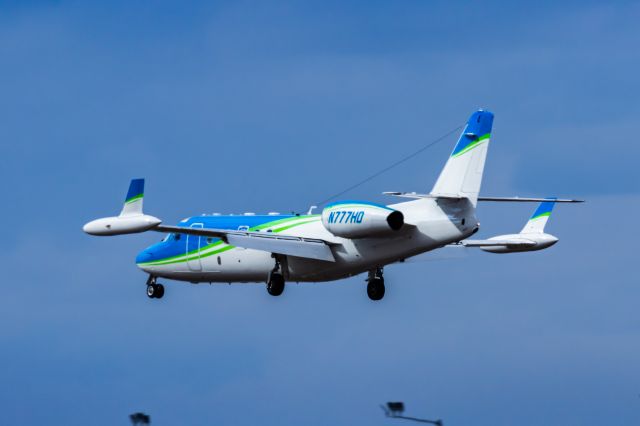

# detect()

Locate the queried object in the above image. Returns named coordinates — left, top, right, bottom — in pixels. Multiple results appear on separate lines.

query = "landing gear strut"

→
left=146, top=275, right=165, bottom=299
left=366, top=267, right=385, bottom=301
left=266, top=257, right=285, bottom=296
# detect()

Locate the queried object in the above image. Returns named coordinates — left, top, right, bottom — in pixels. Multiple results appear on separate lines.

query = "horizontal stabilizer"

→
left=477, top=196, right=583, bottom=203
left=383, top=192, right=584, bottom=203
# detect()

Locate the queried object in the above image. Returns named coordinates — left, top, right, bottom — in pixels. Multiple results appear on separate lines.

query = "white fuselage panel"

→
left=139, top=198, right=478, bottom=283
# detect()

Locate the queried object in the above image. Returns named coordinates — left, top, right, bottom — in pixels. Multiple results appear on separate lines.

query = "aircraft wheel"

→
left=367, top=278, right=385, bottom=301
left=155, top=284, right=165, bottom=299
left=267, top=273, right=285, bottom=296
left=146, top=284, right=157, bottom=298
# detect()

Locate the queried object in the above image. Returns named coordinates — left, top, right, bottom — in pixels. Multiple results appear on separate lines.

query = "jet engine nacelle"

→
left=321, top=202, right=404, bottom=238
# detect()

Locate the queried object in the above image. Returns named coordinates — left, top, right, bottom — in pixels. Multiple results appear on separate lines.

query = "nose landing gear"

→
left=146, top=275, right=165, bottom=299
left=366, top=267, right=385, bottom=301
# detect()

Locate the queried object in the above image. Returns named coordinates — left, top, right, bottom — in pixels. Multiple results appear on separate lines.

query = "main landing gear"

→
left=266, top=257, right=285, bottom=296
left=366, top=267, right=385, bottom=301
left=146, top=275, right=165, bottom=299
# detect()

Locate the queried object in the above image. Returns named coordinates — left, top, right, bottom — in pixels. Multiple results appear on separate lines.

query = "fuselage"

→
left=136, top=198, right=479, bottom=284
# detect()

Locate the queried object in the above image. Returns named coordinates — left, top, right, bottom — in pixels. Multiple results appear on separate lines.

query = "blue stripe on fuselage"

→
left=324, top=200, right=393, bottom=211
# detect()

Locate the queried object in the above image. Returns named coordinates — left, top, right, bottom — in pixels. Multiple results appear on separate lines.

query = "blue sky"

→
left=1, top=1, right=639, bottom=425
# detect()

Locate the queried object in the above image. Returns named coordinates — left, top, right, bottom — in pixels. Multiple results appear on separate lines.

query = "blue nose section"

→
left=136, top=249, right=153, bottom=265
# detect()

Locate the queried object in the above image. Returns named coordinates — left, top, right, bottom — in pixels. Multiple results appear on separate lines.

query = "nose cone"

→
left=136, top=240, right=170, bottom=271
left=136, top=248, right=154, bottom=266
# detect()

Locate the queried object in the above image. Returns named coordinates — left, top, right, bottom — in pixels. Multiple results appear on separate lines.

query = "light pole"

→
left=380, top=402, right=443, bottom=426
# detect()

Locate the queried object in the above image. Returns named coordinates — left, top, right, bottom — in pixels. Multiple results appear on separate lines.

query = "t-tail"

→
left=431, top=110, right=494, bottom=207
left=520, top=198, right=556, bottom=234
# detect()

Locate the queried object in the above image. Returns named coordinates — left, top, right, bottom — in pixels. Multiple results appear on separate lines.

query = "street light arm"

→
left=389, top=415, right=443, bottom=426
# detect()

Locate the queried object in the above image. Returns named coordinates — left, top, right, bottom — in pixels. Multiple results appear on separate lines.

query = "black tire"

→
left=367, top=278, right=385, bottom=301
left=146, top=284, right=156, bottom=299
left=155, top=284, right=165, bottom=299
left=267, top=273, right=285, bottom=296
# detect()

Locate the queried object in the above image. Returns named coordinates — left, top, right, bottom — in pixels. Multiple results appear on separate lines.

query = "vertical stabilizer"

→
left=520, top=198, right=556, bottom=234
left=120, top=179, right=145, bottom=216
left=431, top=110, right=494, bottom=206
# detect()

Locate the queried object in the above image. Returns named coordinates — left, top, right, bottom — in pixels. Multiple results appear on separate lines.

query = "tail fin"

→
left=520, top=198, right=556, bottom=234
left=83, top=178, right=161, bottom=236
left=431, top=110, right=494, bottom=206
left=120, top=178, right=145, bottom=216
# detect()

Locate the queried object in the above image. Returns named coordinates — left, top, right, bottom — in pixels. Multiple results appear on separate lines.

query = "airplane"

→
left=83, top=110, right=582, bottom=301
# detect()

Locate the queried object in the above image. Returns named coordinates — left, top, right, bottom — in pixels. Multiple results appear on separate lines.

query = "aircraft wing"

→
left=458, top=239, right=537, bottom=248
left=154, top=225, right=336, bottom=262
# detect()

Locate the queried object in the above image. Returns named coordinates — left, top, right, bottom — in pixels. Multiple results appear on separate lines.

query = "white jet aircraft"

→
left=83, top=110, right=582, bottom=300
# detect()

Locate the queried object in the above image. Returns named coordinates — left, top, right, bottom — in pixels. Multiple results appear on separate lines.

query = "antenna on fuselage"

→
left=307, top=205, right=318, bottom=215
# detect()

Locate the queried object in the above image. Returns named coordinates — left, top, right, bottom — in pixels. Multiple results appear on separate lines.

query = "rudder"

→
left=120, top=178, right=145, bottom=216
left=431, top=110, right=494, bottom=206
left=520, top=198, right=556, bottom=234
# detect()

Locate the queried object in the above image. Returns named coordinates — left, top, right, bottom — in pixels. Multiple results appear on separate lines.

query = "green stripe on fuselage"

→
left=145, top=244, right=233, bottom=266
left=250, top=215, right=317, bottom=231
left=272, top=218, right=319, bottom=233
left=139, top=239, right=226, bottom=266
left=137, top=215, right=321, bottom=266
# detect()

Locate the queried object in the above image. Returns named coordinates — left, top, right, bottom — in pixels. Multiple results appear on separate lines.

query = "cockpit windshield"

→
left=162, top=233, right=181, bottom=242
